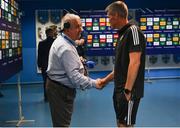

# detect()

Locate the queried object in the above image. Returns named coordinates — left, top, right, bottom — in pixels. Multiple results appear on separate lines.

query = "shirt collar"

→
left=61, top=33, right=76, bottom=46
left=117, top=23, right=132, bottom=35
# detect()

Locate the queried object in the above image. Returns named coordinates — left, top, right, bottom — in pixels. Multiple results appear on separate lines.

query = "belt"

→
left=47, top=77, right=75, bottom=91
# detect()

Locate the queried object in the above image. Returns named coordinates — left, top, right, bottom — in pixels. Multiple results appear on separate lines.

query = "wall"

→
left=4, top=0, right=180, bottom=84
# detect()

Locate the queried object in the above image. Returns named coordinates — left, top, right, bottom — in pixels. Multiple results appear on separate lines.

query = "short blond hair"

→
left=105, top=1, right=128, bottom=19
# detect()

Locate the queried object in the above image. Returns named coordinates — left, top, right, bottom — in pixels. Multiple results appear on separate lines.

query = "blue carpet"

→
left=0, top=73, right=180, bottom=127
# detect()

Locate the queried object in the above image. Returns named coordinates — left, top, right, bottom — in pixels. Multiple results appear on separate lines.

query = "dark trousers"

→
left=41, top=69, right=47, bottom=100
left=46, top=77, right=76, bottom=127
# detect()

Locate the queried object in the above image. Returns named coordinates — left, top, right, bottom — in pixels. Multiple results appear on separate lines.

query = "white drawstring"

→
left=127, top=100, right=134, bottom=125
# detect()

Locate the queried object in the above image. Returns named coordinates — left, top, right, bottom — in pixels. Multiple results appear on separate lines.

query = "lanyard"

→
left=61, top=33, right=76, bottom=46
left=61, top=33, right=79, bottom=55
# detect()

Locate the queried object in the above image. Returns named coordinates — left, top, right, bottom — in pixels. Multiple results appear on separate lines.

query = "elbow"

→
left=131, top=61, right=140, bottom=69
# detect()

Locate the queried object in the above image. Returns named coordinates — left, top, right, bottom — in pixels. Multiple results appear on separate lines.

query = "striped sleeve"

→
left=128, top=25, right=143, bottom=52
left=131, top=25, right=140, bottom=46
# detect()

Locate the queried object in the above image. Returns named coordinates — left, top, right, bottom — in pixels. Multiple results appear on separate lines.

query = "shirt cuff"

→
left=91, top=79, right=97, bottom=88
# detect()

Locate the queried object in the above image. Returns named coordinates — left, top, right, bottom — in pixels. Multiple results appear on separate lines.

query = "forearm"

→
left=67, top=68, right=93, bottom=87
left=125, top=62, right=140, bottom=91
left=101, top=71, right=114, bottom=84
left=106, top=71, right=114, bottom=81
left=63, top=51, right=96, bottom=89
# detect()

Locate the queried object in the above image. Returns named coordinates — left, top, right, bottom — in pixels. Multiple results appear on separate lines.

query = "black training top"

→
left=114, top=23, right=146, bottom=99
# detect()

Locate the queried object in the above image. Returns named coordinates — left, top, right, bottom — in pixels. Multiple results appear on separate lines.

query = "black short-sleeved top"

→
left=114, top=23, right=146, bottom=99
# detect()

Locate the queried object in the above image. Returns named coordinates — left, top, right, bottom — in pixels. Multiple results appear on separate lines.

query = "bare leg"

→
left=117, top=119, right=134, bottom=127
left=117, top=119, right=127, bottom=127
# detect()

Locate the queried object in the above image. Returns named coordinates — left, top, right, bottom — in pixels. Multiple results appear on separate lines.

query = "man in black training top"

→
left=100, top=1, right=146, bottom=127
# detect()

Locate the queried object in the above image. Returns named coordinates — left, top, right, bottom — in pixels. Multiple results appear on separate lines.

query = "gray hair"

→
left=105, top=1, right=128, bottom=19
left=60, top=13, right=80, bottom=30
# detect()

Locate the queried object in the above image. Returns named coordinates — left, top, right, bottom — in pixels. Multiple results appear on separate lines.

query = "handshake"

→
left=93, top=71, right=114, bottom=89
left=94, top=71, right=114, bottom=89
left=95, top=78, right=110, bottom=89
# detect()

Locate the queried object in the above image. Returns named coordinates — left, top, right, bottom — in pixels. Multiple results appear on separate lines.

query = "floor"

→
left=0, top=73, right=180, bottom=127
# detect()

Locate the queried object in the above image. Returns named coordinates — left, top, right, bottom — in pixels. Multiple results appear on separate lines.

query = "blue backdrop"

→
left=4, top=0, right=180, bottom=84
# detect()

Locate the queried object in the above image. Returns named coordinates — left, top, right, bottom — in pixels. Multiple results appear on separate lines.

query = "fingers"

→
left=95, top=78, right=102, bottom=89
left=95, top=78, right=109, bottom=89
left=124, top=92, right=131, bottom=101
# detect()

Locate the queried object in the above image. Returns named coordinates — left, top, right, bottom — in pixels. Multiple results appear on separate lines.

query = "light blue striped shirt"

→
left=47, top=33, right=96, bottom=90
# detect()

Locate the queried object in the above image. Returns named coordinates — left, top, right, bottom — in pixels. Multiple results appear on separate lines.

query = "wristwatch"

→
left=124, top=88, right=131, bottom=95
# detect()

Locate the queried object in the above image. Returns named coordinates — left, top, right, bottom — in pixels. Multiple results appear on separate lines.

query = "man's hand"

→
left=95, top=78, right=108, bottom=89
left=124, top=93, right=131, bottom=101
left=75, top=39, right=85, bottom=46
left=124, top=89, right=132, bottom=101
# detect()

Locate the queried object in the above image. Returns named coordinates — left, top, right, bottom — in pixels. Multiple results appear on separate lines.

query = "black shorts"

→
left=113, top=91, right=140, bottom=125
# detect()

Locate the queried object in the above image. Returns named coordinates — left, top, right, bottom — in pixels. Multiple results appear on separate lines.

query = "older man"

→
left=46, top=13, right=102, bottom=127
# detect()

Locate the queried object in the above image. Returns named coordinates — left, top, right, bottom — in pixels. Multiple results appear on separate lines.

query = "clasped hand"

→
left=95, top=78, right=109, bottom=89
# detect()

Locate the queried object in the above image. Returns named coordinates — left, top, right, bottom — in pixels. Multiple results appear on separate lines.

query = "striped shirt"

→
left=47, top=33, right=96, bottom=90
